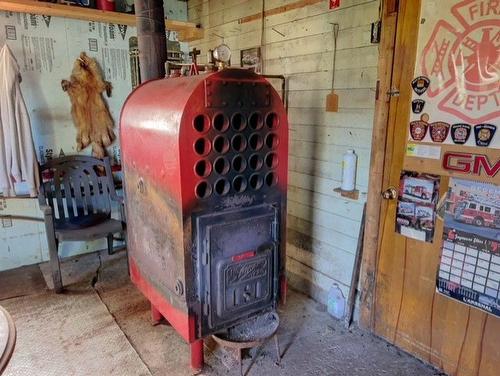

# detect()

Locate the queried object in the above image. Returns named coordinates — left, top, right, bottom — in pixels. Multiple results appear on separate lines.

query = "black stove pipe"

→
left=134, top=0, right=167, bottom=81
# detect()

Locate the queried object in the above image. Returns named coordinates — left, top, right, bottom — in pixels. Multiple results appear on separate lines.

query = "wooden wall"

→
left=361, top=1, right=500, bottom=375
left=188, top=0, right=380, bottom=305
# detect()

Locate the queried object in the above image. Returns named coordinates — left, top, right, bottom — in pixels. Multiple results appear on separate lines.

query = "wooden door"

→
left=360, top=1, right=500, bottom=375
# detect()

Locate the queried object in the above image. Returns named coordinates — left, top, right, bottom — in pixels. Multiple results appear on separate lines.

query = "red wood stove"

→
left=120, top=68, right=288, bottom=370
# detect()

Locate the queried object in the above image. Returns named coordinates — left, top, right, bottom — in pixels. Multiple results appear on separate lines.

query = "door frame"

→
left=358, top=2, right=500, bottom=375
left=359, top=0, right=414, bottom=330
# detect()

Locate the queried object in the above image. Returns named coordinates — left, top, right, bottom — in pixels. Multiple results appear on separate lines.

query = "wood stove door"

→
left=195, top=204, right=279, bottom=336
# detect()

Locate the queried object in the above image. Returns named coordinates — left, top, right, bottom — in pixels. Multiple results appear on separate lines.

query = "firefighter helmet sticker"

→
left=450, top=123, right=472, bottom=144
left=421, top=0, right=500, bottom=125
left=412, top=99, right=425, bottom=114
left=474, top=124, right=496, bottom=147
left=430, top=122, right=450, bottom=143
left=411, top=76, right=430, bottom=96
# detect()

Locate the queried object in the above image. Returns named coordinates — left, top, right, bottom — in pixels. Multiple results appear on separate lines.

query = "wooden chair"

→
left=38, top=156, right=124, bottom=293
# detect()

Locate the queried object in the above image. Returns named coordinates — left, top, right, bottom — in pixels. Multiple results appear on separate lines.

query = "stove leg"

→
left=274, top=334, right=281, bottom=365
left=190, top=339, right=204, bottom=371
left=237, top=348, right=242, bottom=376
left=150, top=303, right=163, bottom=325
left=279, top=275, right=288, bottom=306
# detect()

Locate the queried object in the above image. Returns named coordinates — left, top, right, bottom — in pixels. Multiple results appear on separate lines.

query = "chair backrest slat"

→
left=53, top=173, right=66, bottom=220
left=71, top=173, right=86, bottom=216
left=83, top=166, right=97, bottom=214
left=62, top=174, right=75, bottom=218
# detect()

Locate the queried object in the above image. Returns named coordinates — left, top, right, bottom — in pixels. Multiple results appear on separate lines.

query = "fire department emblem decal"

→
left=421, top=0, right=500, bottom=124
left=410, top=120, right=428, bottom=141
left=412, top=99, right=426, bottom=114
left=430, top=122, right=450, bottom=143
left=474, top=123, right=496, bottom=146
left=411, top=76, right=430, bottom=95
left=450, top=123, right=472, bottom=144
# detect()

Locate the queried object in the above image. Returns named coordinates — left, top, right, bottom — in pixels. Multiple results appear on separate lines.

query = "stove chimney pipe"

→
left=134, top=0, right=167, bottom=81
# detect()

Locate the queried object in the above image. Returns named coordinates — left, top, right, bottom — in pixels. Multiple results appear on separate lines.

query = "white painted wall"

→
left=187, top=0, right=379, bottom=306
left=0, top=0, right=188, bottom=271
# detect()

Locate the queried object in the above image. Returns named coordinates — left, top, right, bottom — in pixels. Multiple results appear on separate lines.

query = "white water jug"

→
left=341, top=149, right=357, bottom=191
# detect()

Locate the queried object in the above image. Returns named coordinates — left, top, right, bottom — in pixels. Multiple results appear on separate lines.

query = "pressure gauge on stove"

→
left=213, top=44, right=231, bottom=63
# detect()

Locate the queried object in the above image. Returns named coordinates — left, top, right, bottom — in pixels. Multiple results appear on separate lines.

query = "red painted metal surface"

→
left=129, top=258, right=196, bottom=342
left=121, top=68, right=288, bottom=370
left=150, top=303, right=163, bottom=325
left=280, top=275, right=288, bottom=306
left=190, top=340, right=204, bottom=370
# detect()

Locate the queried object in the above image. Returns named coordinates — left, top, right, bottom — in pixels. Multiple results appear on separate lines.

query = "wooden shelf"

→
left=0, top=0, right=203, bottom=42
left=333, top=187, right=360, bottom=200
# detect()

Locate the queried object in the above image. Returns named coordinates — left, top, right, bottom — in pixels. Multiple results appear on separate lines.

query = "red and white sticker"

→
left=329, top=0, right=340, bottom=9
left=409, top=0, right=499, bottom=149
left=422, top=0, right=500, bottom=124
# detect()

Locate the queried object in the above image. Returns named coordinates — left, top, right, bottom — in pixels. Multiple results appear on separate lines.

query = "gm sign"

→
left=443, top=152, right=500, bottom=177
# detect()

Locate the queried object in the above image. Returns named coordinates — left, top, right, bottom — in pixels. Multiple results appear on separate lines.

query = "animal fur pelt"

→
left=61, top=52, right=115, bottom=159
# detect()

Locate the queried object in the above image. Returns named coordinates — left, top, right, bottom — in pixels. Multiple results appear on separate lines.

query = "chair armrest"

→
left=39, top=203, right=57, bottom=236
left=39, top=204, right=53, bottom=216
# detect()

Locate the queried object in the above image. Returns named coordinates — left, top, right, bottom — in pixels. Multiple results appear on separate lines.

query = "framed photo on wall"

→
left=240, top=47, right=261, bottom=73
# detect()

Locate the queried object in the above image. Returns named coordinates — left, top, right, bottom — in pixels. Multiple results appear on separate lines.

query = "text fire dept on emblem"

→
left=421, top=0, right=500, bottom=124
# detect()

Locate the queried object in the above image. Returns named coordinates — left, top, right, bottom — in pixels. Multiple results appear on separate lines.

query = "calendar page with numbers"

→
left=437, top=178, right=500, bottom=317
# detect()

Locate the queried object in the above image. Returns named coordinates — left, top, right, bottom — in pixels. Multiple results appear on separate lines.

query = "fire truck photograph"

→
left=401, top=176, right=436, bottom=203
left=395, top=171, right=440, bottom=242
left=453, top=201, right=500, bottom=229
left=445, top=179, right=500, bottom=241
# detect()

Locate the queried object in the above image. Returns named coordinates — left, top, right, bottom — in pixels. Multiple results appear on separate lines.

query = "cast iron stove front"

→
left=195, top=204, right=279, bottom=336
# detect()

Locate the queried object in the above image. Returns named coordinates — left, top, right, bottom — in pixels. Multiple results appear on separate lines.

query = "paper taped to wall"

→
left=406, top=143, right=441, bottom=159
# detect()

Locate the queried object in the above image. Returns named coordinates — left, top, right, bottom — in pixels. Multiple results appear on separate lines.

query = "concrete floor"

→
left=0, top=250, right=442, bottom=376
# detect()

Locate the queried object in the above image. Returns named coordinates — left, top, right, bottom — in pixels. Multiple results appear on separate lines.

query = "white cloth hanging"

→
left=0, top=44, right=39, bottom=197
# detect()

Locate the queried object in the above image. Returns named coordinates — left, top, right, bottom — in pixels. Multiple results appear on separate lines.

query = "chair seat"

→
left=55, top=219, right=123, bottom=241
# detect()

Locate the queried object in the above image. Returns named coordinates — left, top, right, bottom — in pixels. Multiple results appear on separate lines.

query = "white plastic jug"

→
left=327, top=284, right=346, bottom=319
left=341, top=149, right=357, bottom=191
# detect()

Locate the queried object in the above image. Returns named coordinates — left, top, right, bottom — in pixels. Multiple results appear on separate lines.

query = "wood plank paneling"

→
left=288, top=215, right=359, bottom=255
left=363, top=1, right=500, bottom=375
left=188, top=0, right=379, bottom=307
